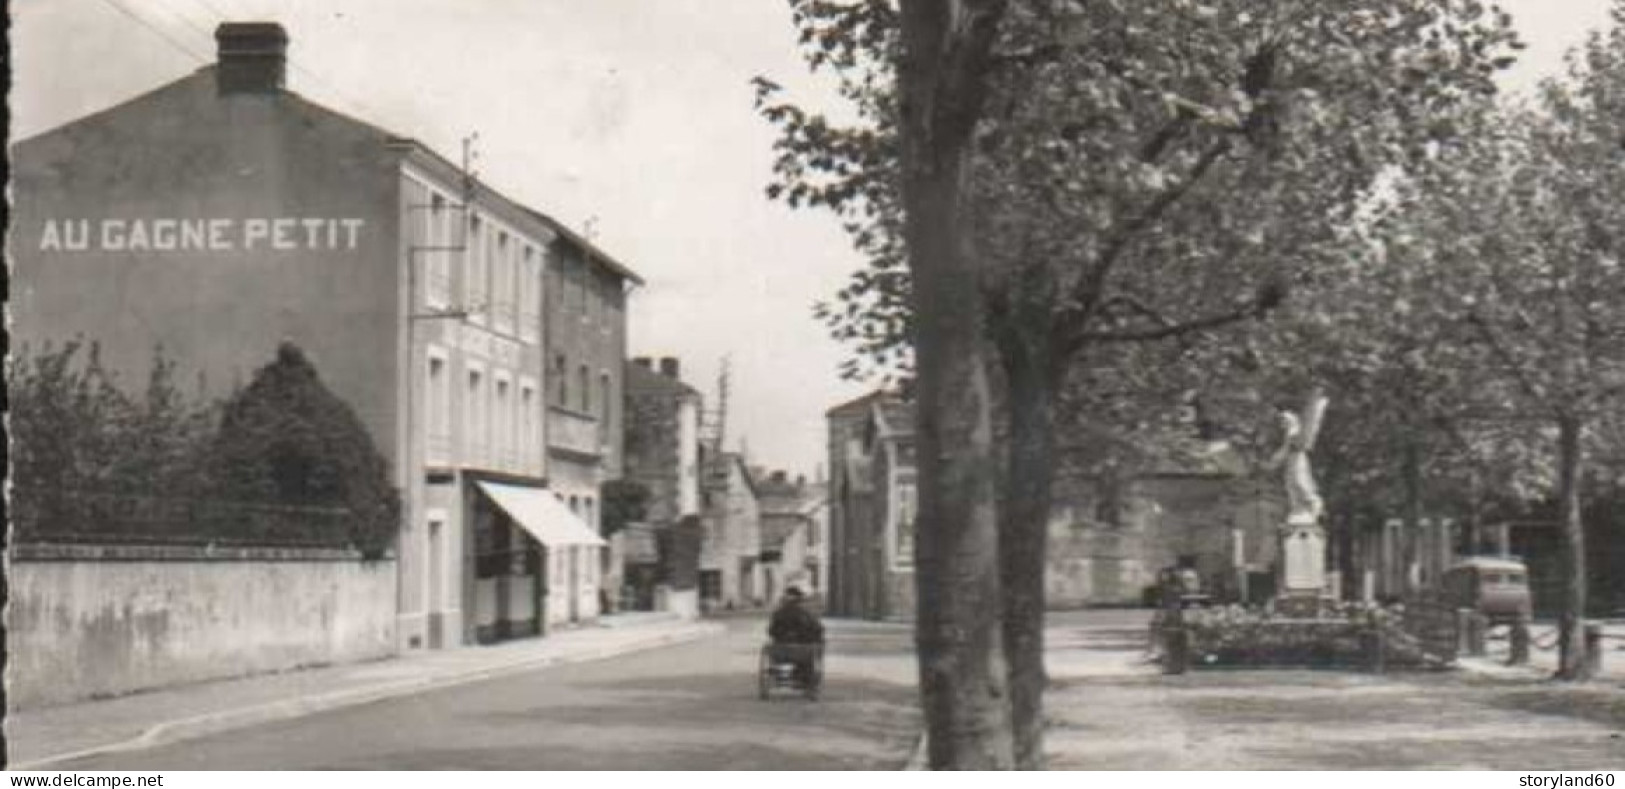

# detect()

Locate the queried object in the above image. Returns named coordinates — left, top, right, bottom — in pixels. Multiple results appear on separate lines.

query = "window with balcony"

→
left=465, top=365, right=485, bottom=466
left=599, top=372, right=612, bottom=448
left=493, top=231, right=515, bottom=334
left=425, top=193, right=451, bottom=307
left=519, top=381, right=538, bottom=470
left=425, top=349, right=450, bottom=464
left=554, top=354, right=569, bottom=407
left=466, top=216, right=488, bottom=324
left=494, top=373, right=512, bottom=470
left=520, top=246, right=540, bottom=343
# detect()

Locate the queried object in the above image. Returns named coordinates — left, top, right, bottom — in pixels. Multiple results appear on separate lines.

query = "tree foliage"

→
left=600, top=478, right=652, bottom=537
left=212, top=342, right=401, bottom=559
left=9, top=340, right=217, bottom=541
left=1344, top=2, right=1625, bottom=674
left=8, top=340, right=399, bottom=555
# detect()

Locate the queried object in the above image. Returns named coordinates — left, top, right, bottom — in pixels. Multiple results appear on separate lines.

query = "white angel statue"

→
left=1268, top=390, right=1329, bottom=527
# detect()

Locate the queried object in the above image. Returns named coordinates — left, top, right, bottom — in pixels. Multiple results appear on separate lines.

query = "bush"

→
left=10, top=339, right=400, bottom=555
left=212, top=342, right=400, bottom=558
left=9, top=340, right=216, bottom=541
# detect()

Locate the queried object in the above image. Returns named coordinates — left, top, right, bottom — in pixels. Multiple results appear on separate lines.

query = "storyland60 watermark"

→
left=1522, top=776, right=1616, bottom=788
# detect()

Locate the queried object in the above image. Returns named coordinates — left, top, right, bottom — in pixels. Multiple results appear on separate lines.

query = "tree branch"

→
left=1467, top=311, right=1556, bottom=415
left=1054, top=137, right=1233, bottom=353
left=1075, top=286, right=1281, bottom=344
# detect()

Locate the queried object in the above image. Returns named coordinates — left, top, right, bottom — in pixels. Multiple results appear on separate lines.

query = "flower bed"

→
left=1169, top=602, right=1454, bottom=669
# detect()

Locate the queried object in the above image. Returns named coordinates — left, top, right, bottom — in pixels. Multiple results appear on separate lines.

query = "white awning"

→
left=476, top=481, right=607, bottom=548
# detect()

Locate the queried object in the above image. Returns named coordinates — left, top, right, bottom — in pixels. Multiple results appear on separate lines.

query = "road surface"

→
left=49, top=617, right=920, bottom=770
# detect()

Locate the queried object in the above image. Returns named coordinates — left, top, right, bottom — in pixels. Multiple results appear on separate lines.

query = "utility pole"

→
left=700, top=355, right=731, bottom=458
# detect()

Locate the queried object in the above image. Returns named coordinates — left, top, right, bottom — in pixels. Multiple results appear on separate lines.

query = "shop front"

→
left=472, top=480, right=605, bottom=643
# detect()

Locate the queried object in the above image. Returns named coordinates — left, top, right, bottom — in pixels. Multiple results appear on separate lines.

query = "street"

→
left=31, top=609, right=1625, bottom=770
left=44, top=618, right=920, bottom=771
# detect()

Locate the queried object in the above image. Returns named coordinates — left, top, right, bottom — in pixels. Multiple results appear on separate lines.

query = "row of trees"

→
left=762, top=0, right=1623, bottom=769
left=10, top=340, right=400, bottom=558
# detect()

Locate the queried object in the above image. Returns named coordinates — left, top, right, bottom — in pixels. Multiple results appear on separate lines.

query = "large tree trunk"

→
left=898, top=0, right=1014, bottom=769
left=998, top=338, right=1057, bottom=770
left=1555, top=412, right=1587, bottom=680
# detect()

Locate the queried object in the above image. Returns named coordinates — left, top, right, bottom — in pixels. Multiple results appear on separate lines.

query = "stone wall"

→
left=6, top=545, right=397, bottom=710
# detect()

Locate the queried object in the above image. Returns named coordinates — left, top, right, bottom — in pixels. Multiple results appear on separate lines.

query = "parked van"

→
left=1442, top=557, right=1533, bottom=625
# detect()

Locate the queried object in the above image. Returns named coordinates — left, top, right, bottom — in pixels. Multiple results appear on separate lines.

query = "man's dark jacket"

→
left=769, top=603, right=824, bottom=644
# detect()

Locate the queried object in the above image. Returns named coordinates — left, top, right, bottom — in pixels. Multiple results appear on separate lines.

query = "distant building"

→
left=622, top=357, right=704, bottom=612
left=825, top=388, right=1281, bottom=618
left=756, top=471, right=827, bottom=602
left=826, top=391, right=915, bottom=619
left=11, top=23, right=634, bottom=650
left=538, top=215, right=638, bottom=620
left=700, top=452, right=764, bottom=609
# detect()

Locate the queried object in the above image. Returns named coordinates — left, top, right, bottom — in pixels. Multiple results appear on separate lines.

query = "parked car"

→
left=1442, top=556, right=1533, bottom=625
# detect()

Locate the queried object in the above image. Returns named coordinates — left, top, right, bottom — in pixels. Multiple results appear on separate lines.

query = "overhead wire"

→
left=152, top=0, right=392, bottom=123
left=131, top=0, right=594, bottom=238
left=94, top=0, right=210, bottom=64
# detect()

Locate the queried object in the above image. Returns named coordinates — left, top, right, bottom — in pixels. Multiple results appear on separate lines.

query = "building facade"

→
left=540, top=223, right=637, bottom=539
left=825, top=391, right=915, bottom=620
left=756, top=471, right=828, bottom=603
left=11, top=23, right=632, bottom=652
left=825, top=389, right=1281, bottom=618
left=623, top=359, right=704, bottom=528
left=621, top=357, right=705, bottom=611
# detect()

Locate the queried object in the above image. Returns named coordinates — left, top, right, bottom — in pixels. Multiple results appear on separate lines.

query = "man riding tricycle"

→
left=759, top=587, right=824, bottom=700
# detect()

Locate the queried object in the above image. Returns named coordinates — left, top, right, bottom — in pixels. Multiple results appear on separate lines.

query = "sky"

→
left=9, top=0, right=1618, bottom=477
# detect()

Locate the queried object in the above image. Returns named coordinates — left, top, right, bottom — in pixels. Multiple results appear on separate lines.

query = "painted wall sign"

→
left=38, top=218, right=367, bottom=252
left=459, top=328, right=525, bottom=367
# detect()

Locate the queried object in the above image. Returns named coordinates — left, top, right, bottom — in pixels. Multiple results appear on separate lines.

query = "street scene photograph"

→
left=6, top=0, right=1625, bottom=773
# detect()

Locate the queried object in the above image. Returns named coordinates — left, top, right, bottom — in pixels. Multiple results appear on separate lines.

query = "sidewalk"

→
left=1459, top=620, right=1625, bottom=682
left=904, top=616, right=1159, bottom=770
left=5, top=614, right=723, bottom=770
left=1041, top=616, right=1625, bottom=769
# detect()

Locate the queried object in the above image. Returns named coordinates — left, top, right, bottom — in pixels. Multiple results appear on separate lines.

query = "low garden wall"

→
left=6, top=544, right=397, bottom=710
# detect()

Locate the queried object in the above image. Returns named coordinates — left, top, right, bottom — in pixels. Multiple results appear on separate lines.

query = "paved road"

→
left=49, top=618, right=920, bottom=770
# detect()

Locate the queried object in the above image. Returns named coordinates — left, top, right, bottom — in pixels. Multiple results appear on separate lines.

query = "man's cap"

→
left=785, top=586, right=805, bottom=599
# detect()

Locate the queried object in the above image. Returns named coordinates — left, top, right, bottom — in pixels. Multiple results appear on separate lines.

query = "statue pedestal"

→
left=1276, top=517, right=1327, bottom=617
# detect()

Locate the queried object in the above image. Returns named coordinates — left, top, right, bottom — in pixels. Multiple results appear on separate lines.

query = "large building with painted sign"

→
left=10, top=23, right=641, bottom=650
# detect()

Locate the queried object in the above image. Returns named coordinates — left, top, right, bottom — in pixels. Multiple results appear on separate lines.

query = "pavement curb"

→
left=1454, top=656, right=1556, bottom=682
left=13, top=622, right=724, bottom=770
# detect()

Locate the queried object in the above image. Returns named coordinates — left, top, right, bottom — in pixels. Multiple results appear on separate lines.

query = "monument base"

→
left=1275, top=518, right=1330, bottom=618
left=1272, top=593, right=1337, bottom=619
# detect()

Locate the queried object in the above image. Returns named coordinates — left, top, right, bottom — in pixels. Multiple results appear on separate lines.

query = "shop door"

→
left=568, top=547, right=580, bottom=623
left=428, top=520, right=444, bottom=648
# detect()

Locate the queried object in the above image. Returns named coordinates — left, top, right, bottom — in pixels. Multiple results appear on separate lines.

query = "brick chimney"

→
left=216, top=22, right=288, bottom=95
left=658, top=357, right=680, bottom=379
